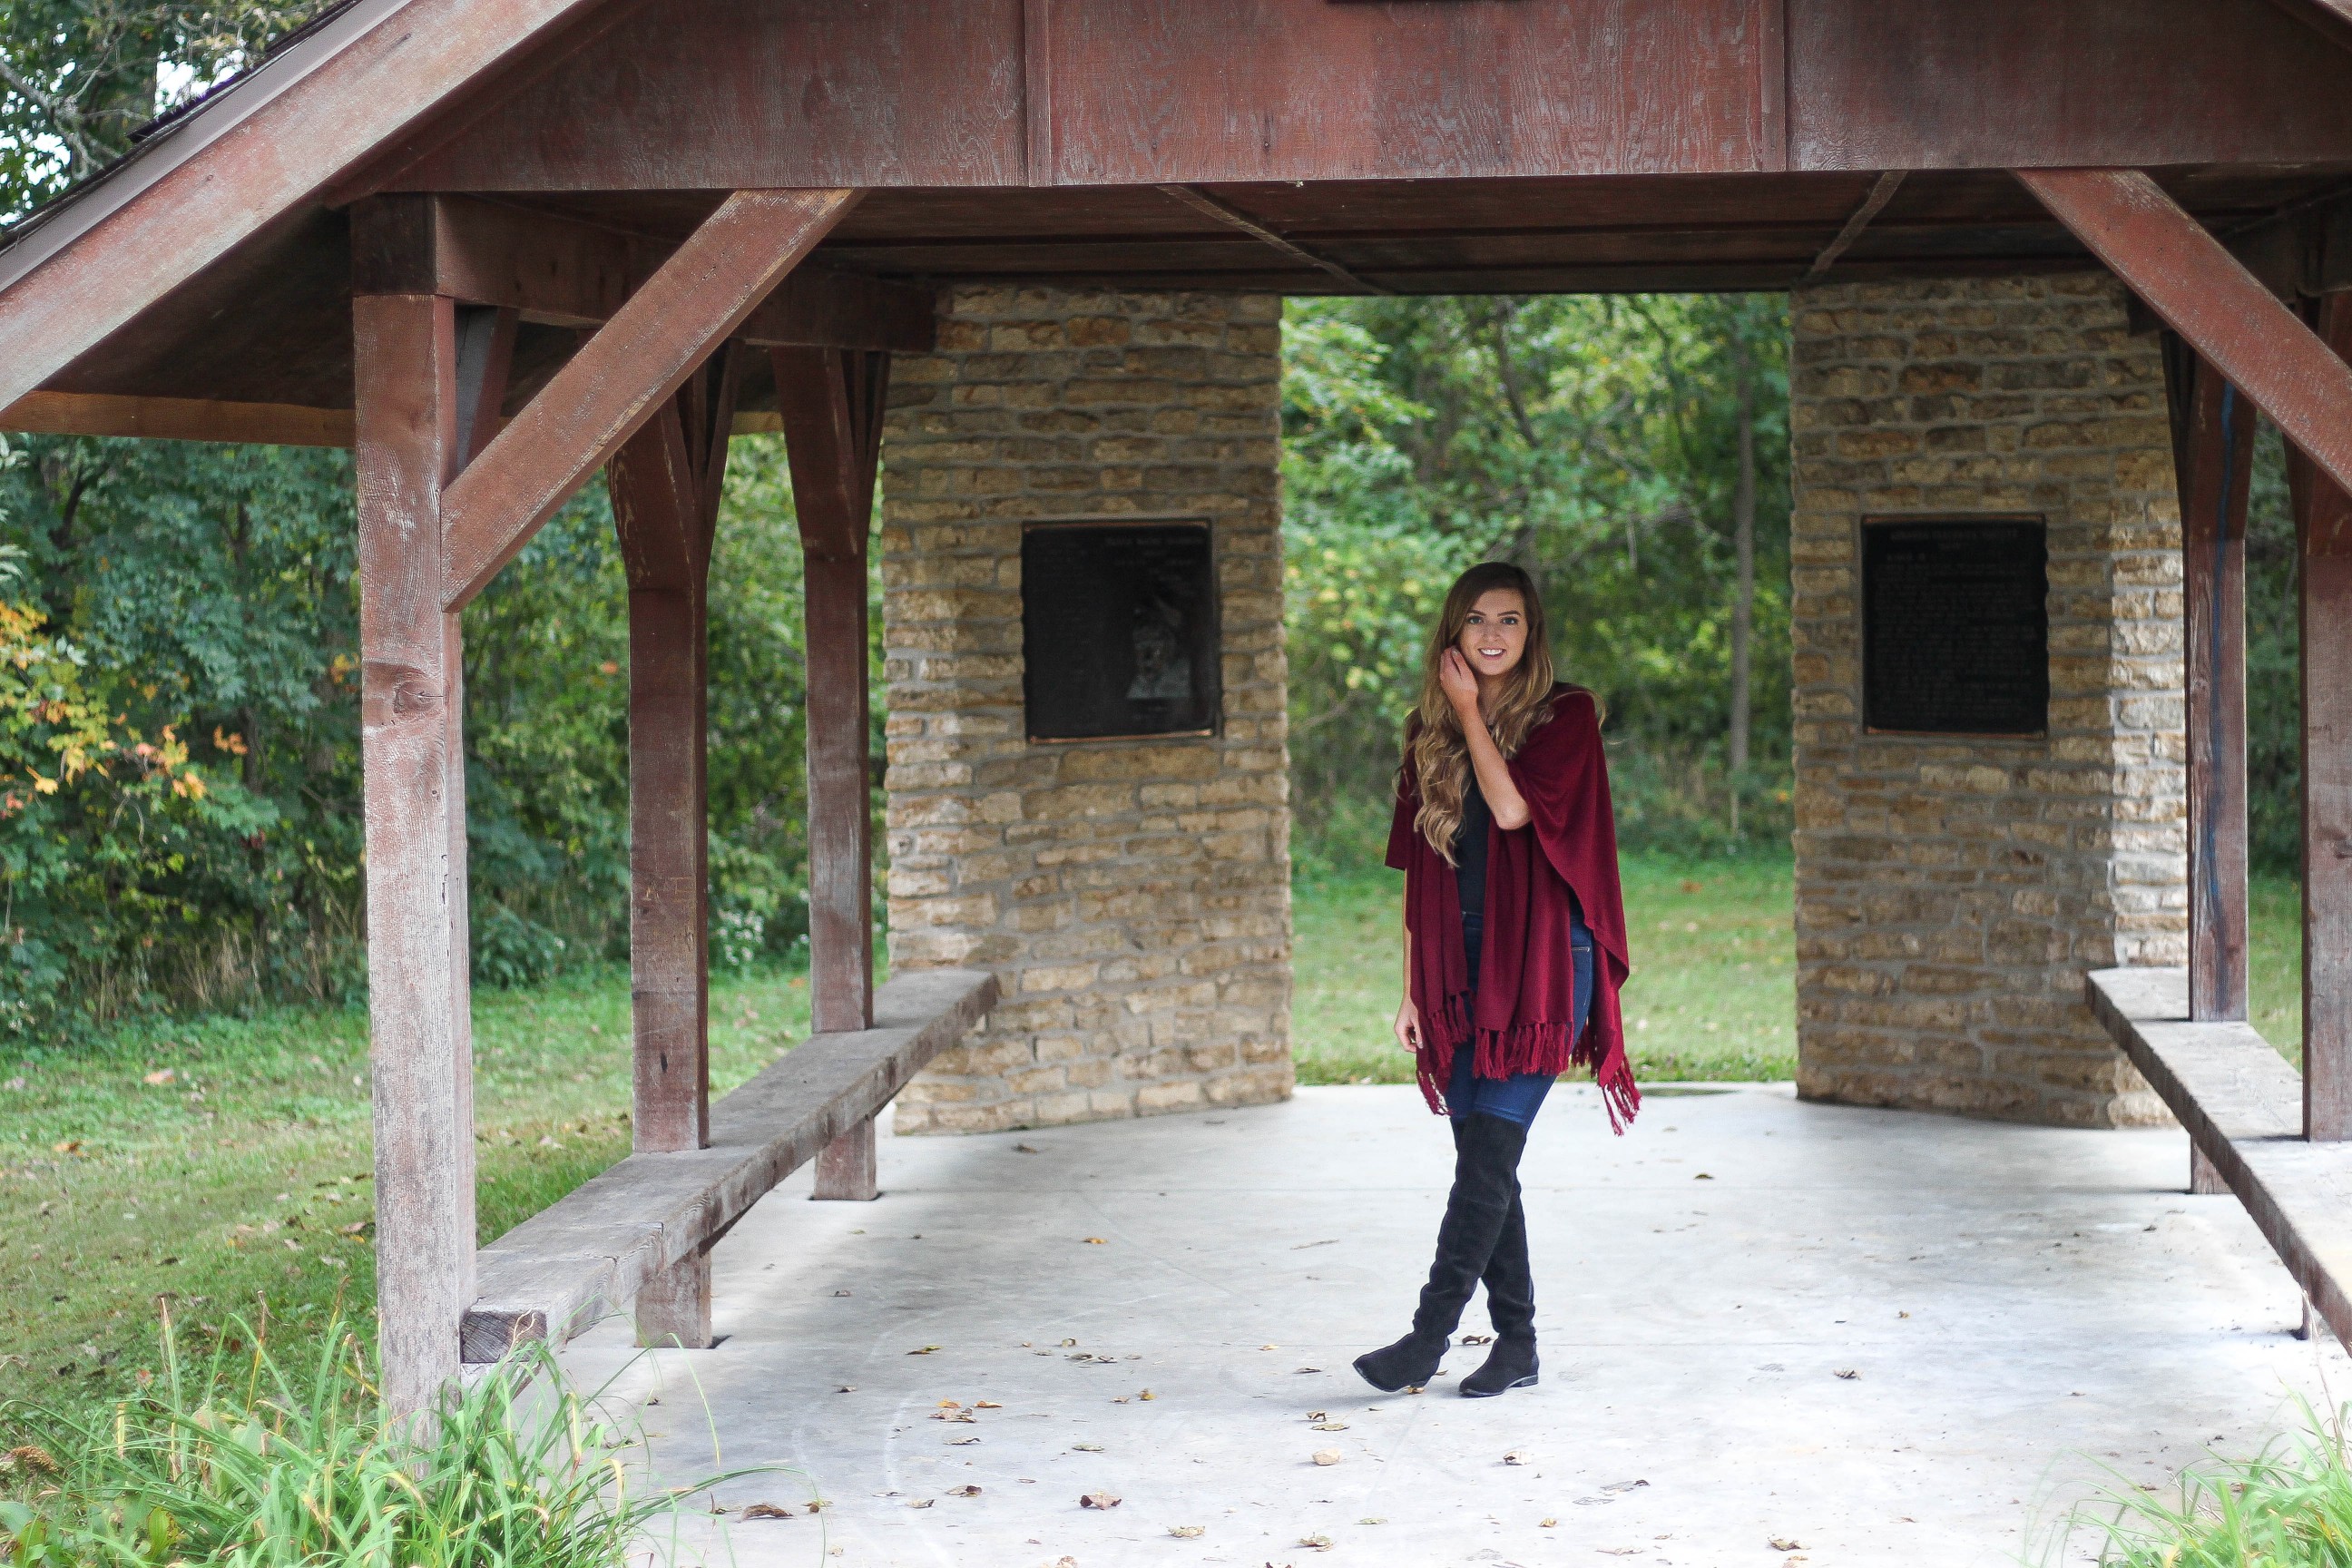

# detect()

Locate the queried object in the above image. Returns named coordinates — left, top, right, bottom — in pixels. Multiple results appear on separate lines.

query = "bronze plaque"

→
left=1022, top=521, right=1220, bottom=741
left=1861, top=516, right=2048, bottom=737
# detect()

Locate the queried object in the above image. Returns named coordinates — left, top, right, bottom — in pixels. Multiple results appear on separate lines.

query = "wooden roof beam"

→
left=356, top=195, right=936, bottom=352
left=435, top=188, right=860, bottom=612
left=0, top=0, right=632, bottom=415
left=2266, top=0, right=2352, bottom=54
left=2018, top=168, right=2352, bottom=499
left=1155, top=185, right=1393, bottom=296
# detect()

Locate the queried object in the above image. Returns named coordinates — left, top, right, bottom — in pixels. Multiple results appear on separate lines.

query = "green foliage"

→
left=0, top=1309, right=771, bottom=1567
left=1281, top=294, right=1794, bottom=859
left=2051, top=1399, right=2352, bottom=1566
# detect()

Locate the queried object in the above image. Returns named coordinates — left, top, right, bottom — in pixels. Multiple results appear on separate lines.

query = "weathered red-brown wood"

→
left=607, top=350, right=738, bottom=1344
left=0, top=391, right=354, bottom=446
left=2291, top=293, right=2352, bottom=1142
left=0, top=0, right=625, bottom=414
left=776, top=345, right=887, bottom=1200
left=440, top=189, right=858, bottom=612
left=2164, top=341, right=2257, bottom=1024
left=2019, top=169, right=2352, bottom=503
left=353, top=195, right=934, bottom=352
left=353, top=290, right=479, bottom=1415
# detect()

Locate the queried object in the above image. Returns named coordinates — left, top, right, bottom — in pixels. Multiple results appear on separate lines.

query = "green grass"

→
left=2254, top=870, right=2305, bottom=1063
left=0, top=965, right=817, bottom=1417
left=1290, top=850, right=1797, bottom=1085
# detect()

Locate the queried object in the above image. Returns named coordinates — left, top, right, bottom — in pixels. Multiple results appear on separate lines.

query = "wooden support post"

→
left=355, top=291, right=481, bottom=1416
left=608, top=350, right=740, bottom=1345
left=777, top=346, right=889, bottom=1200
left=2164, top=338, right=2257, bottom=1023
left=2190, top=1141, right=2229, bottom=1194
left=2290, top=293, right=2352, bottom=1141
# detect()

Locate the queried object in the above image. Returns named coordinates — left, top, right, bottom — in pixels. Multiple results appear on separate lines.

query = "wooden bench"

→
left=460, top=966, right=996, bottom=1363
left=2086, top=966, right=2352, bottom=1346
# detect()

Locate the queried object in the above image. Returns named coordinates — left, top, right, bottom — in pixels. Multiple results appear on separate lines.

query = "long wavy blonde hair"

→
left=1407, top=563, right=1559, bottom=862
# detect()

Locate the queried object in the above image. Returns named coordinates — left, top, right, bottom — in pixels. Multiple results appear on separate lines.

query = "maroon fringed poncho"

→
left=1385, top=684, right=1640, bottom=1132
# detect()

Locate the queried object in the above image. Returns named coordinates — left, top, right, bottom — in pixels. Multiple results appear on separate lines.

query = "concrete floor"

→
left=566, top=1083, right=2348, bottom=1568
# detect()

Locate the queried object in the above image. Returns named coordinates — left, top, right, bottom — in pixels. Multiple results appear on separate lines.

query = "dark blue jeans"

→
left=1446, top=906, right=1594, bottom=1129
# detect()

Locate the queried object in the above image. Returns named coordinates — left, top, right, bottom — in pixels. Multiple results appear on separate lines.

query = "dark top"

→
left=1454, top=772, right=1493, bottom=917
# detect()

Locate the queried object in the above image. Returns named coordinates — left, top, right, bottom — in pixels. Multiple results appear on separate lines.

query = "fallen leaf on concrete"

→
left=1694, top=1172, right=1714, bottom=1181
left=1298, top=1534, right=1335, bottom=1551
left=835, top=1385, right=857, bottom=1393
left=1259, top=1344, right=1279, bottom=1351
left=946, top=1485, right=981, bottom=1497
left=946, top=1436, right=981, bottom=1446
left=1311, top=1422, right=1348, bottom=1432
left=906, top=1498, right=934, bottom=1509
left=976, top=1399, right=1003, bottom=1408
left=832, top=1289, right=852, bottom=1298
left=1072, top=1442, right=1103, bottom=1452
left=1834, top=1368, right=1859, bottom=1380
left=906, top=1345, right=941, bottom=1356
left=1311, top=1450, right=1341, bottom=1466
left=1769, top=1539, right=1805, bottom=1552
left=1139, top=1389, right=1154, bottom=1400
left=1359, top=1516, right=1387, bottom=1525
left=1169, top=1524, right=1206, bottom=1538
left=932, top=1410, right=976, bottom=1423
left=1015, top=1143, right=1041, bottom=1153
left=1459, top=1333, right=1494, bottom=1345
left=739, top=1503, right=796, bottom=1520
left=1504, top=1450, right=1530, bottom=1465
left=1080, top=1491, right=1122, bottom=1510
left=937, top=1398, right=962, bottom=1407
left=1082, top=1237, right=1108, bottom=1245
left=1061, top=1338, right=1079, bottom=1347
left=806, top=1500, right=829, bottom=1513
left=1296, top=1366, right=1322, bottom=1374
left=1305, top=1410, right=1327, bottom=1420
left=1602, top=1480, right=1650, bottom=1494
left=1597, top=1550, right=1643, bottom=1557
left=1539, top=1517, right=1557, bottom=1528
left=1112, top=1396, right=1130, bottom=1405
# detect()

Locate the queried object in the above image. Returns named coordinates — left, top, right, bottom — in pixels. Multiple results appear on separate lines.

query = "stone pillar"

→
left=1789, top=274, right=2184, bottom=1126
left=880, top=286, right=1293, bottom=1133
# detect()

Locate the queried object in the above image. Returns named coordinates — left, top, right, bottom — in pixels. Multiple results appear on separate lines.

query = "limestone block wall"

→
left=1789, top=274, right=2185, bottom=1127
left=879, top=285, right=1293, bottom=1134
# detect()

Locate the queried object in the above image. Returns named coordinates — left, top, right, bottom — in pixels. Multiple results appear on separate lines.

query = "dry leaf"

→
left=1080, top=1491, right=1122, bottom=1510
left=1769, top=1539, right=1805, bottom=1552
left=1459, top=1332, right=1494, bottom=1345
left=1540, top=1517, right=1558, bottom=1527
left=1603, top=1480, right=1650, bottom=1493
left=1072, top=1442, right=1104, bottom=1452
left=142, top=1069, right=174, bottom=1086
left=806, top=1500, right=829, bottom=1513
left=835, top=1385, right=857, bottom=1393
left=1504, top=1449, right=1530, bottom=1465
left=1311, top=1449, right=1341, bottom=1466
left=907, top=1344, right=942, bottom=1356
left=739, top=1502, right=796, bottom=1521
left=937, top=1398, right=962, bottom=1407
left=1060, top=1338, right=1078, bottom=1347
left=1834, top=1368, right=1859, bottom=1380
left=1295, top=1366, right=1323, bottom=1374
left=932, top=1409, right=977, bottom=1423
left=1014, top=1142, right=1041, bottom=1153
left=975, top=1399, right=1003, bottom=1408
left=1082, top=1237, right=1108, bottom=1245
left=946, top=1484, right=982, bottom=1497
left=1299, top=1534, right=1335, bottom=1551
left=906, top=1497, right=934, bottom=1509
left=1112, top=1396, right=1130, bottom=1405
left=1695, top=1172, right=1714, bottom=1181
left=1311, top=1421, right=1348, bottom=1431
left=1305, top=1410, right=1327, bottom=1420
left=1169, top=1524, right=1205, bottom=1538
left=946, top=1436, right=981, bottom=1446
left=1359, top=1516, right=1387, bottom=1525
left=1138, top=1389, right=1154, bottom=1400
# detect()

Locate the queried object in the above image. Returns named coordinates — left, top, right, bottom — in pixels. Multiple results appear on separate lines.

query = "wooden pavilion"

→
left=6, top=0, right=2352, bottom=1414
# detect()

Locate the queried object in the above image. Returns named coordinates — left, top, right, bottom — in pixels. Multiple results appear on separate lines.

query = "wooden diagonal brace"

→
left=439, top=188, right=859, bottom=611
left=2015, top=169, right=2352, bottom=501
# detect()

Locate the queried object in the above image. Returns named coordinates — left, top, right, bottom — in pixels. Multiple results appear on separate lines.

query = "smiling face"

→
left=1455, top=587, right=1529, bottom=684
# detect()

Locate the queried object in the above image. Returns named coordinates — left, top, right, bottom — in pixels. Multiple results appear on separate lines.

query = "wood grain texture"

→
left=0, top=391, right=353, bottom=446
left=380, top=0, right=1024, bottom=192
left=775, top=348, right=887, bottom=1036
left=2087, top=967, right=2352, bottom=1350
left=2164, top=342, right=2256, bottom=1024
left=439, top=189, right=858, bottom=612
left=632, top=1247, right=711, bottom=1348
left=354, top=293, right=477, bottom=1416
left=607, top=353, right=737, bottom=1165
left=811, top=1116, right=879, bottom=1202
left=2021, top=170, right=2352, bottom=505
left=462, top=968, right=996, bottom=1360
left=1792, top=0, right=2352, bottom=172
left=2293, top=293, right=2352, bottom=1142
left=0, top=0, right=621, bottom=413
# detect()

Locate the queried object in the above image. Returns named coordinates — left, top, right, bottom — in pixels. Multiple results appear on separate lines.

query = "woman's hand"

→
left=1436, top=647, right=1482, bottom=715
left=1394, top=995, right=1423, bottom=1054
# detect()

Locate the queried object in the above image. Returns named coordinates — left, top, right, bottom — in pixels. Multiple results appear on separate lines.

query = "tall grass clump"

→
left=2053, top=1398, right=2352, bottom=1566
left=0, top=1306, right=765, bottom=1567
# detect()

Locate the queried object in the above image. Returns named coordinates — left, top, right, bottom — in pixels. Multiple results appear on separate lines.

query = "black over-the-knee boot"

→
left=1355, top=1113, right=1528, bottom=1392
left=1461, top=1184, right=1540, bottom=1396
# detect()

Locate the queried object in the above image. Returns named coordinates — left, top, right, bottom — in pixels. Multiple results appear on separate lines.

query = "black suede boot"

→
left=1356, top=1113, right=1529, bottom=1393
left=1461, top=1189, right=1539, bottom=1396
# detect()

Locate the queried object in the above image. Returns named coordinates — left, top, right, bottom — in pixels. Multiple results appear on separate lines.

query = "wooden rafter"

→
left=1156, top=185, right=1394, bottom=296
left=437, top=188, right=859, bottom=612
left=2265, top=0, right=2352, bottom=53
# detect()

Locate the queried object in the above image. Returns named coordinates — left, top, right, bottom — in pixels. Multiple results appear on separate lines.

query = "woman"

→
left=1355, top=562, right=1638, bottom=1400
